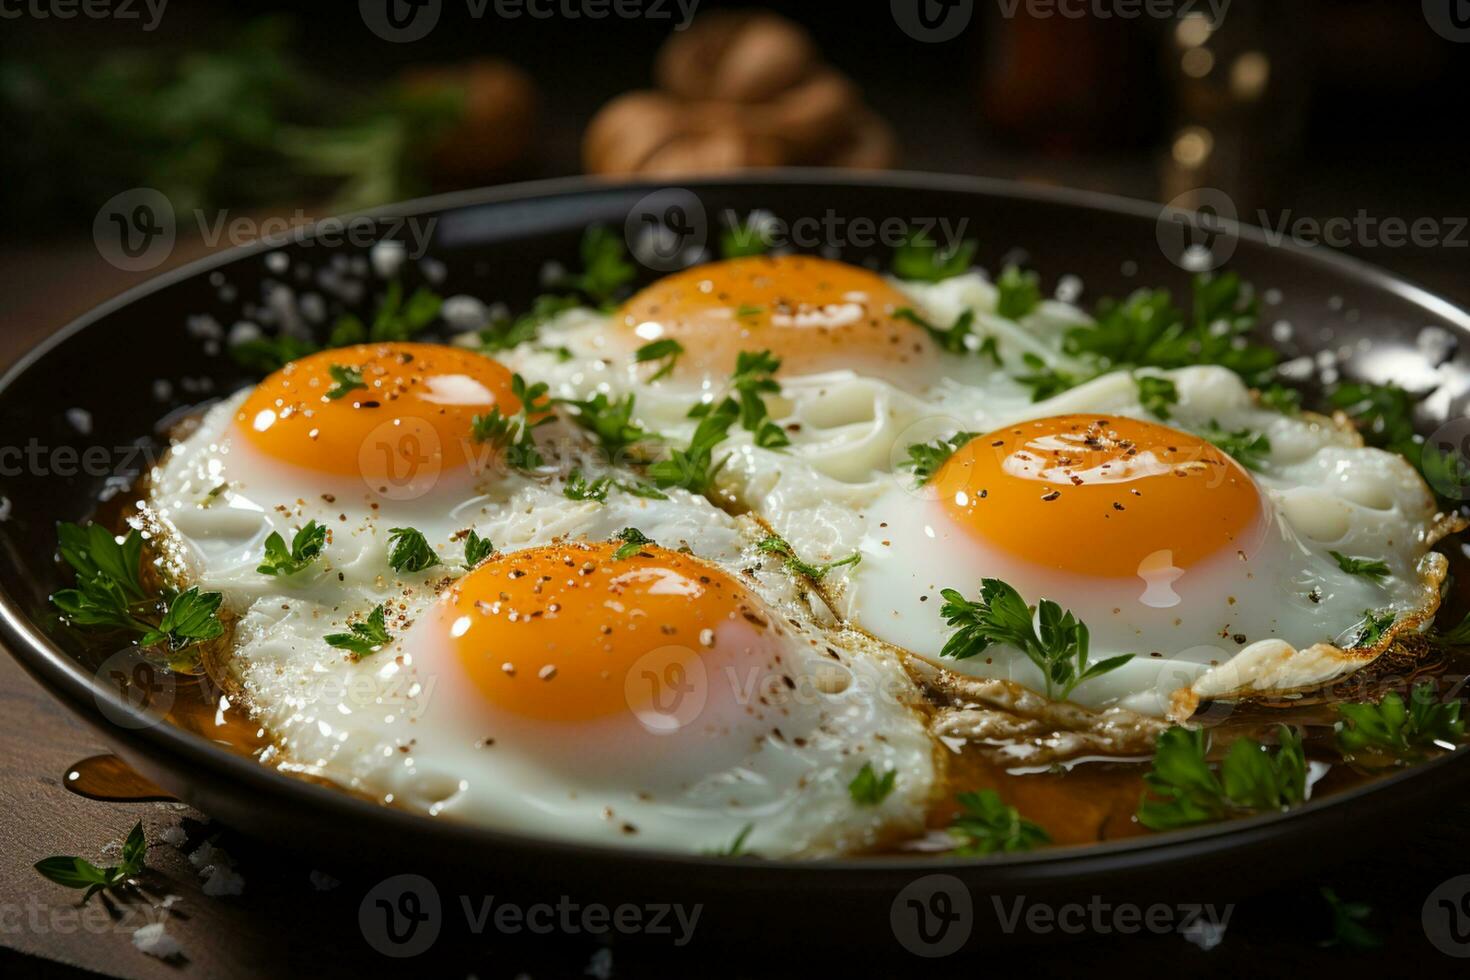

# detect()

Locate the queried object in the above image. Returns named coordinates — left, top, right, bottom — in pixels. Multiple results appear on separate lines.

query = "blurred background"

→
left=3, top=0, right=1468, bottom=365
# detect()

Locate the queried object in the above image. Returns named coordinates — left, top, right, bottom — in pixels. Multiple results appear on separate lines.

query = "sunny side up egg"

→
left=146, top=342, right=938, bottom=856
left=492, top=255, right=1092, bottom=482
left=755, top=364, right=1454, bottom=719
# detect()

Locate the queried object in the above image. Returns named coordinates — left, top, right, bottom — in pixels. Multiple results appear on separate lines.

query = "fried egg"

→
left=740, top=365, right=1454, bottom=718
left=493, top=255, right=1091, bottom=483
left=146, top=342, right=937, bottom=856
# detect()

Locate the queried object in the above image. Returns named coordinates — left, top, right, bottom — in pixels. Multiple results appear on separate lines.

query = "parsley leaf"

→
left=847, top=762, right=898, bottom=806
left=757, top=534, right=860, bottom=582
left=900, top=432, right=977, bottom=487
left=891, top=230, right=976, bottom=282
left=612, top=527, right=654, bottom=561
left=1328, top=551, right=1389, bottom=580
left=564, top=469, right=612, bottom=502
left=1431, top=611, right=1470, bottom=647
left=257, top=520, right=327, bottom=576
left=1015, top=353, right=1079, bottom=402
left=635, top=338, right=684, bottom=381
left=894, top=307, right=978, bottom=355
left=553, top=225, right=635, bottom=307
left=995, top=265, right=1041, bottom=320
left=1136, top=725, right=1306, bottom=831
left=366, top=281, right=442, bottom=342
left=479, top=294, right=580, bottom=353
left=949, top=790, right=1050, bottom=855
left=386, top=526, right=440, bottom=574
left=1336, top=682, right=1464, bottom=762
left=690, top=349, right=789, bottom=448
left=720, top=219, right=770, bottom=258
left=325, top=603, right=392, bottom=658
left=1202, top=422, right=1271, bottom=471
left=470, top=374, right=552, bottom=471
left=938, top=579, right=1133, bottom=701
left=556, top=392, right=653, bottom=462
left=463, top=530, right=494, bottom=569
left=1320, top=888, right=1381, bottom=950
left=1136, top=375, right=1179, bottom=420
left=34, top=821, right=146, bottom=903
left=650, top=402, right=738, bottom=493
left=324, top=364, right=366, bottom=400
left=229, top=334, right=317, bottom=373
left=1352, top=609, right=1396, bottom=648
left=704, top=823, right=755, bottom=857
left=52, top=524, right=224, bottom=653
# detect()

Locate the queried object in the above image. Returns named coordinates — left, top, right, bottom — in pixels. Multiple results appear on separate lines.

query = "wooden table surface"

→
left=4, top=222, right=1470, bottom=979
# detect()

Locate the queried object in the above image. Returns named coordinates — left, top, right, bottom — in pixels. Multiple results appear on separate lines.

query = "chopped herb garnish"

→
left=257, top=520, right=327, bottom=576
left=324, top=363, right=366, bottom=400
left=1352, top=609, right=1396, bottom=648
left=720, top=220, right=770, bottom=258
left=1015, top=353, right=1079, bottom=402
left=1136, top=725, right=1306, bottom=831
left=34, top=821, right=146, bottom=903
left=1136, top=375, right=1179, bottom=420
left=758, top=534, right=860, bottom=582
left=386, top=526, right=440, bottom=573
left=229, top=333, right=317, bottom=373
left=1202, top=422, right=1271, bottom=471
left=848, top=762, right=898, bottom=806
left=51, top=523, right=224, bottom=653
left=689, top=349, right=789, bottom=448
left=479, top=294, right=580, bottom=353
left=734, top=304, right=764, bottom=318
left=704, top=823, right=755, bottom=857
left=552, top=225, right=635, bottom=307
left=564, top=469, right=612, bottom=502
left=463, top=530, right=494, bottom=569
left=1320, top=888, right=1381, bottom=950
left=1335, top=682, right=1464, bottom=762
left=470, top=374, right=552, bottom=471
left=938, top=579, right=1133, bottom=701
left=556, top=392, right=653, bottom=462
left=612, top=527, right=654, bottom=561
left=324, top=603, right=392, bottom=658
left=614, top=480, right=668, bottom=500
left=894, top=307, right=977, bottom=355
left=891, top=230, right=976, bottom=283
left=635, top=338, right=685, bottom=381
left=900, top=432, right=977, bottom=487
left=1328, top=551, right=1390, bottom=580
left=949, top=790, right=1050, bottom=855
left=365, top=281, right=442, bottom=342
left=650, top=401, right=738, bottom=493
left=1431, top=610, right=1470, bottom=647
left=995, top=265, right=1041, bottom=320
left=1258, top=382, right=1302, bottom=414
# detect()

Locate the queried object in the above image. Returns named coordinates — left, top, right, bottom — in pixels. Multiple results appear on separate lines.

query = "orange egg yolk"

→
left=933, top=415, right=1265, bottom=579
left=616, top=255, right=938, bottom=380
left=434, top=541, right=773, bottom=722
left=236, top=343, right=520, bottom=480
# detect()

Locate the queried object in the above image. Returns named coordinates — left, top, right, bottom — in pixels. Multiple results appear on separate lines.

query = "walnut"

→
left=584, top=12, right=896, bottom=176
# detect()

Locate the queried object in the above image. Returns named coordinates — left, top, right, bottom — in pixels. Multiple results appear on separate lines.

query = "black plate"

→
left=4, top=171, right=1470, bottom=952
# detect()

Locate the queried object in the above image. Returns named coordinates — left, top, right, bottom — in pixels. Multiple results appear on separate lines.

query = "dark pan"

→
left=3, top=171, right=1468, bottom=952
